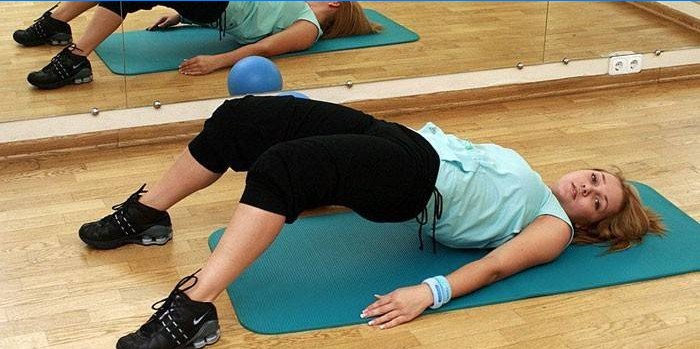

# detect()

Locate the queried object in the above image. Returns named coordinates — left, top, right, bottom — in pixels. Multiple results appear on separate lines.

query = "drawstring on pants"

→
left=216, top=10, right=227, bottom=40
left=415, top=187, right=443, bottom=254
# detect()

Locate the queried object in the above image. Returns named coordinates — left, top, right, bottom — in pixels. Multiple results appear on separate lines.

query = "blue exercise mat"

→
left=207, top=182, right=699, bottom=334
left=94, top=9, right=418, bottom=75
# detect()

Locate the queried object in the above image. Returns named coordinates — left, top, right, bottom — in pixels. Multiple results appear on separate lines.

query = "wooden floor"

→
left=2, top=2, right=699, bottom=122
left=1, top=77, right=698, bottom=348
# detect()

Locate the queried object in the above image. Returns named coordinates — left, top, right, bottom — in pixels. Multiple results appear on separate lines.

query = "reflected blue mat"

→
left=207, top=182, right=699, bottom=334
left=94, top=9, right=418, bottom=75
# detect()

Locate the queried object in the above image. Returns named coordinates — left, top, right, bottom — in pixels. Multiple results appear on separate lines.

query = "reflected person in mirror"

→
left=13, top=1, right=381, bottom=89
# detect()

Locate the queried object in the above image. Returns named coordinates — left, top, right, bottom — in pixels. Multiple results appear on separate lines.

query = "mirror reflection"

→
left=121, top=2, right=550, bottom=110
left=2, top=2, right=698, bottom=125
left=3, top=1, right=550, bottom=123
left=3, top=1, right=126, bottom=122
left=543, top=2, right=700, bottom=62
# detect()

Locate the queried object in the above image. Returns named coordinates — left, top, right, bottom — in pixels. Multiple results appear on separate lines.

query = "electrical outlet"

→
left=608, top=54, right=643, bottom=75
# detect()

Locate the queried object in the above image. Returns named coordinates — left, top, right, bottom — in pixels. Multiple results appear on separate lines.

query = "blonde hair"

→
left=322, top=2, right=382, bottom=39
left=573, top=168, right=665, bottom=252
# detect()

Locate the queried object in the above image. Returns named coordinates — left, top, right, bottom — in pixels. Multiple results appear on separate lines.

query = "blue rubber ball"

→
left=227, top=56, right=283, bottom=96
left=277, top=91, right=309, bottom=99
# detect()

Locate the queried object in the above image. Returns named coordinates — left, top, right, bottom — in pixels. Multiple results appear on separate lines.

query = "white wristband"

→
left=422, top=275, right=452, bottom=309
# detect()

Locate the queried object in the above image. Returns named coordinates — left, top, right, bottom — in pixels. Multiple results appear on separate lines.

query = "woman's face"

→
left=550, top=170, right=625, bottom=227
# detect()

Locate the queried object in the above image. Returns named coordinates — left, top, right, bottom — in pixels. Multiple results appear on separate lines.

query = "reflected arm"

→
left=179, top=20, right=318, bottom=75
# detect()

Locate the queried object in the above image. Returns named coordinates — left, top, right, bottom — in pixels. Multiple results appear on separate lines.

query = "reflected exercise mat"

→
left=95, top=9, right=418, bottom=75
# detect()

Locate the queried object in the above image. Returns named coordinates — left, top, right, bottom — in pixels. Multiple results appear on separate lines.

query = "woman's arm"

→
left=448, top=215, right=571, bottom=298
left=179, top=20, right=318, bottom=75
left=362, top=215, right=572, bottom=329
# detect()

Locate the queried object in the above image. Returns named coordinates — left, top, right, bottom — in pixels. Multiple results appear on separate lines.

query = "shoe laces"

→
left=151, top=270, right=200, bottom=312
left=46, top=43, right=85, bottom=78
left=112, top=184, right=148, bottom=212
left=140, top=270, right=201, bottom=336
left=99, top=184, right=148, bottom=234
left=26, top=3, right=60, bottom=37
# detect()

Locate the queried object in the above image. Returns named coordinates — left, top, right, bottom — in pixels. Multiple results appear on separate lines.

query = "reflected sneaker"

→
left=79, top=184, right=173, bottom=249
left=27, top=43, right=92, bottom=90
left=13, top=4, right=72, bottom=47
left=117, top=271, right=221, bottom=349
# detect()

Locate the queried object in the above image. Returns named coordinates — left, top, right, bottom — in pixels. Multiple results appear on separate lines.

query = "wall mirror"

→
left=2, top=2, right=549, bottom=123
left=543, top=2, right=700, bottom=63
left=3, top=2, right=126, bottom=122
left=1, top=2, right=698, bottom=126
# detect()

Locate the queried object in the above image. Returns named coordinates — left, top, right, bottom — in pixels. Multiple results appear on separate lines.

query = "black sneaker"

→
left=117, top=271, right=221, bottom=349
left=13, top=4, right=72, bottom=47
left=78, top=184, right=173, bottom=249
left=27, top=43, right=93, bottom=90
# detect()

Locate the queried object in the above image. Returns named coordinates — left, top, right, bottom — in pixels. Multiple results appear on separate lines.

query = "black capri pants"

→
left=188, top=96, right=440, bottom=224
left=99, top=1, right=228, bottom=22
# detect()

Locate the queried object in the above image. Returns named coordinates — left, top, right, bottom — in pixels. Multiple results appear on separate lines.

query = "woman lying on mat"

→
left=14, top=1, right=380, bottom=89
left=78, top=96, right=663, bottom=349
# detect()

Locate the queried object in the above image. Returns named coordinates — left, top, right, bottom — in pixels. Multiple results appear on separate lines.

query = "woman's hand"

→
left=147, top=14, right=181, bottom=31
left=179, top=55, right=223, bottom=76
left=361, top=284, right=434, bottom=329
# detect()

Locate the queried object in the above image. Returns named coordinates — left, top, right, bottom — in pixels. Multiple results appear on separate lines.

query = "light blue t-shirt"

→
left=408, top=123, right=573, bottom=249
left=217, top=2, right=323, bottom=45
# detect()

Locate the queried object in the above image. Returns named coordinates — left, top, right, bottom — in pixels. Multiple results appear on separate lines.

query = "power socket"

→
left=608, top=54, right=643, bottom=75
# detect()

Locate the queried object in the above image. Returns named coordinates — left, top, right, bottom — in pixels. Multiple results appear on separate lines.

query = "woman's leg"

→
left=139, top=149, right=222, bottom=211
left=187, top=204, right=285, bottom=301
left=13, top=2, right=91, bottom=47
left=140, top=94, right=370, bottom=209
left=132, top=149, right=278, bottom=301
left=71, top=6, right=124, bottom=55
left=189, top=96, right=378, bottom=172
left=184, top=128, right=440, bottom=301
left=115, top=204, right=285, bottom=348
left=25, top=2, right=130, bottom=88
left=78, top=141, right=224, bottom=249
left=78, top=146, right=221, bottom=249
left=138, top=94, right=386, bottom=228
left=79, top=97, right=377, bottom=249
left=51, top=2, right=98, bottom=22
left=117, top=119, right=440, bottom=348
left=71, top=1, right=229, bottom=55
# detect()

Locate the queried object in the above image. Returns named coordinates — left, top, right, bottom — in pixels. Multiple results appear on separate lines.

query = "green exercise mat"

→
left=94, top=9, right=418, bottom=75
left=207, top=182, right=699, bottom=334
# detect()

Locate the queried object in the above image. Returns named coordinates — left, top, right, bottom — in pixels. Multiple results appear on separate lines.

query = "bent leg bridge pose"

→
left=78, top=96, right=662, bottom=349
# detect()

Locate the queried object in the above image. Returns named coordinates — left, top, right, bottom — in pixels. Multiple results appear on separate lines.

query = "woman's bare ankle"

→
left=185, top=286, right=217, bottom=303
left=137, top=192, right=170, bottom=212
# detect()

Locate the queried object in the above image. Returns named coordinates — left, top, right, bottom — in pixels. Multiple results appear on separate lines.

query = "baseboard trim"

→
left=1, top=63, right=698, bottom=159
left=0, top=121, right=203, bottom=159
